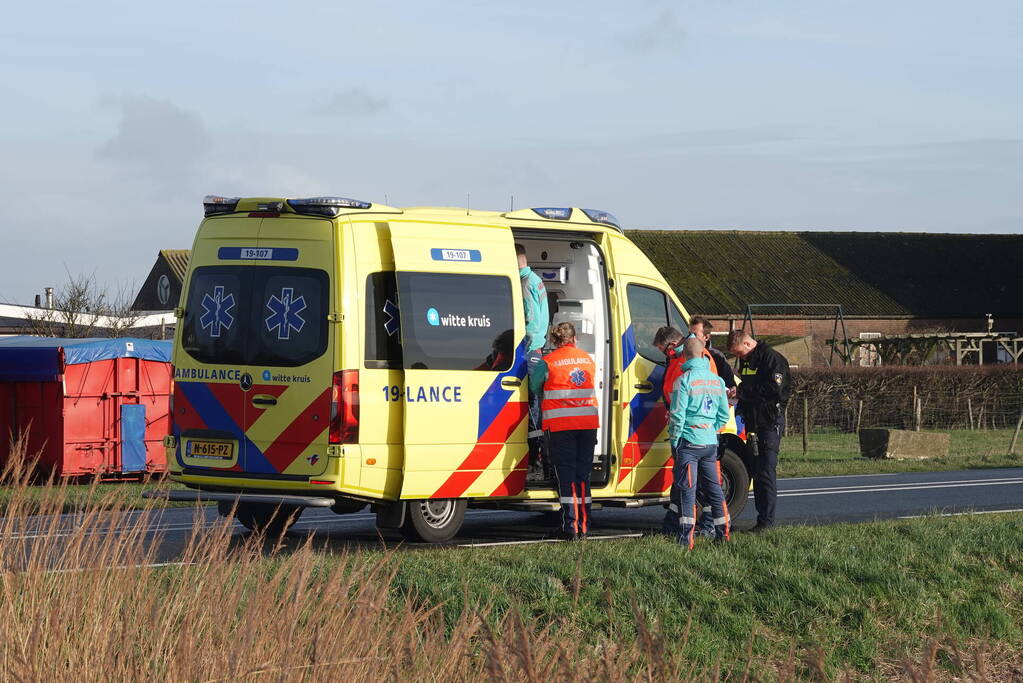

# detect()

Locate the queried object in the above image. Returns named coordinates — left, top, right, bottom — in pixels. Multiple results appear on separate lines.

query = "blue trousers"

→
left=670, top=441, right=730, bottom=547
left=548, top=429, right=596, bottom=535
left=662, top=446, right=720, bottom=537
left=526, top=349, right=544, bottom=438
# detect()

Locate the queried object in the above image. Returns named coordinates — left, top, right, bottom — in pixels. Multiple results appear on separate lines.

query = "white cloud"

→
left=310, top=86, right=390, bottom=117
left=97, top=95, right=211, bottom=186
left=619, top=8, right=686, bottom=54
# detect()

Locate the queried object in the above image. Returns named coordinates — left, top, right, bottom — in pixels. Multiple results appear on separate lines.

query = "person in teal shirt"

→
left=517, top=244, right=549, bottom=447
left=665, top=337, right=732, bottom=548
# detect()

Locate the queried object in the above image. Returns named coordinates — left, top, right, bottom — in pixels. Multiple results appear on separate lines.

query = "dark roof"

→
left=160, top=249, right=190, bottom=282
left=625, top=230, right=1023, bottom=317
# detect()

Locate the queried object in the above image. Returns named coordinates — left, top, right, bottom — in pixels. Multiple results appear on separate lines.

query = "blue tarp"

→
left=0, top=337, right=172, bottom=382
left=120, top=404, right=147, bottom=473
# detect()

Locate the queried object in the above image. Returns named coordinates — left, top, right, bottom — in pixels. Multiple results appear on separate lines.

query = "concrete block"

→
left=858, top=429, right=950, bottom=460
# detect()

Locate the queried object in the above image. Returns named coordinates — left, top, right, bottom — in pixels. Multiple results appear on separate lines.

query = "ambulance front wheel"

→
left=401, top=498, right=467, bottom=543
left=719, top=448, right=749, bottom=520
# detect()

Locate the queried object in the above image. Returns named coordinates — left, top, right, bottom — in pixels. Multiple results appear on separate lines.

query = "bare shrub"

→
left=25, top=270, right=141, bottom=338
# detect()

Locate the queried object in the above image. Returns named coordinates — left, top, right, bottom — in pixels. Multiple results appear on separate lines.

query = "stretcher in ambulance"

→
left=157, top=196, right=751, bottom=542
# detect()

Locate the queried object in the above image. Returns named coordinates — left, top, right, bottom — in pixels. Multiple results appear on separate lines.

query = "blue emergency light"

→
left=582, top=208, right=620, bottom=228
left=531, top=207, right=573, bottom=220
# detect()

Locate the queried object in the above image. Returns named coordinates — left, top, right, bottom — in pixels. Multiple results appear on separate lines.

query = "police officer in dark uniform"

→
left=726, top=329, right=791, bottom=532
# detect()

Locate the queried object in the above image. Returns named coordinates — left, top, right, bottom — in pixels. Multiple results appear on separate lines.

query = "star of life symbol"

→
left=703, top=396, right=716, bottom=412
left=569, top=368, right=586, bottom=387
left=265, top=287, right=307, bottom=341
left=199, top=286, right=235, bottom=338
left=382, top=299, right=400, bottom=336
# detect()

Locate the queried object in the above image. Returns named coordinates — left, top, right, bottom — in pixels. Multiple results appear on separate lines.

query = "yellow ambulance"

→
left=162, top=196, right=751, bottom=541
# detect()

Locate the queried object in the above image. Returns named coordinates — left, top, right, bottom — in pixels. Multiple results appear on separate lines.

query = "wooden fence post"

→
left=915, top=396, right=922, bottom=432
left=1010, top=412, right=1023, bottom=456
left=912, top=386, right=919, bottom=431
left=855, top=399, right=864, bottom=433
left=802, top=397, right=809, bottom=456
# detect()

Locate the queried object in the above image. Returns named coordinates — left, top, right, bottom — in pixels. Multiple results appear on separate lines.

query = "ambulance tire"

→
left=718, top=448, right=749, bottom=520
left=235, top=502, right=303, bottom=537
left=401, top=498, right=467, bottom=543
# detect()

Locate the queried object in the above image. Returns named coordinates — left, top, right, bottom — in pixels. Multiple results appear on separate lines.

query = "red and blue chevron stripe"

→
left=619, top=324, right=669, bottom=485
left=432, top=338, right=530, bottom=498
left=174, top=380, right=327, bottom=474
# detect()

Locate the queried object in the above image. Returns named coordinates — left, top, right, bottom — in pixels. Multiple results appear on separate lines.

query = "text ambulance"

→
left=162, top=196, right=751, bottom=542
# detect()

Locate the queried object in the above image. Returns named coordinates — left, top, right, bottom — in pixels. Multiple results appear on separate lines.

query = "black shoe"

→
left=554, top=530, right=578, bottom=541
left=746, top=524, right=774, bottom=534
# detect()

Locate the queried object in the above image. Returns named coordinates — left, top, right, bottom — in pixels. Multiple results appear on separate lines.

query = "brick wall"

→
left=703, top=316, right=1023, bottom=366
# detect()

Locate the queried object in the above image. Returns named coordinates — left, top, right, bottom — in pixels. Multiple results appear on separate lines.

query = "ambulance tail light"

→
left=203, top=195, right=241, bottom=216
left=288, top=196, right=372, bottom=217
left=329, top=370, right=359, bottom=444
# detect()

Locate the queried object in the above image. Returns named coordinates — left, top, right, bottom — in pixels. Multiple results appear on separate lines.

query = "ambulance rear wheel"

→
left=401, top=498, right=466, bottom=543
left=235, top=502, right=303, bottom=537
left=719, top=448, right=749, bottom=520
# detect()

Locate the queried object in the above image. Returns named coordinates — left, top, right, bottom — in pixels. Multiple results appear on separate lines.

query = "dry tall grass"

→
left=0, top=436, right=1017, bottom=681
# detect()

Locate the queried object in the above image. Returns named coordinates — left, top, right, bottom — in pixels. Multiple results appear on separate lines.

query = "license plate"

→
left=186, top=440, right=234, bottom=460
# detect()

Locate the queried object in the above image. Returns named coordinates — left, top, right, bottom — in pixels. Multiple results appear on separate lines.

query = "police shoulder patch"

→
left=773, top=373, right=784, bottom=386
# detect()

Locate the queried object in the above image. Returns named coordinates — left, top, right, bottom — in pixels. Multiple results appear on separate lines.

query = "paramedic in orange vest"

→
left=653, top=325, right=719, bottom=403
left=529, top=322, right=599, bottom=540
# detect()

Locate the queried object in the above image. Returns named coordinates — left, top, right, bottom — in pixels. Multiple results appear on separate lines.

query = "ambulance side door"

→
left=389, top=223, right=530, bottom=500
left=616, top=279, right=689, bottom=495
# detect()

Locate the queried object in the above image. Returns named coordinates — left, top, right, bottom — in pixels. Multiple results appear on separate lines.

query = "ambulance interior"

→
left=514, top=234, right=612, bottom=488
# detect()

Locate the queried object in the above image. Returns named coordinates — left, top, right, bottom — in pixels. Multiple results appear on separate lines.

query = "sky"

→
left=1, top=0, right=1021, bottom=302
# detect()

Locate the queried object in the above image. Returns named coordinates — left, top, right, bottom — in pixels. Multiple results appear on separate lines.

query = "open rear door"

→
left=389, top=222, right=530, bottom=499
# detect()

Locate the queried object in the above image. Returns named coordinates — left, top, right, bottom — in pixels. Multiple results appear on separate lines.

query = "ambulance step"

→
left=598, top=496, right=670, bottom=508
left=475, top=501, right=604, bottom=512
left=142, top=490, right=336, bottom=508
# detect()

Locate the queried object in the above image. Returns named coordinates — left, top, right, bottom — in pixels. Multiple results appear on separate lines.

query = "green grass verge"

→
left=780, top=428, right=1023, bottom=478
left=0, top=479, right=197, bottom=516
left=381, top=513, right=1023, bottom=674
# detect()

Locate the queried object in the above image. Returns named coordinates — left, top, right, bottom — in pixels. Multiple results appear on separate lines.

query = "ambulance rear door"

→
left=389, top=223, right=529, bottom=500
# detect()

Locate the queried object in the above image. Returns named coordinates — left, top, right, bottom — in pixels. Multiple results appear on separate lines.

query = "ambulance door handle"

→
left=251, top=395, right=278, bottom=407
left=634, top=382, right=653, bottom=392
left=501, top=378, right=522, bottom=388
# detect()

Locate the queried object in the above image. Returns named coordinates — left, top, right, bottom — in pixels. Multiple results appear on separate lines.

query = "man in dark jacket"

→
left=727, top=329, right=791, bottom=532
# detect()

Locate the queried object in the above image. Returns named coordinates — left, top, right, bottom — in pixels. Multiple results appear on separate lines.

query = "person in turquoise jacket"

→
left=517, top=244, right=549, bottom=448
left=665, top=337, right=732, bottom=548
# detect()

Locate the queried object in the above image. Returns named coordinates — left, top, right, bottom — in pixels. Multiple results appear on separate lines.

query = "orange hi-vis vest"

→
left=541, top=344, right=599, bottom=432
left=662, top=346, right=718, bottom=408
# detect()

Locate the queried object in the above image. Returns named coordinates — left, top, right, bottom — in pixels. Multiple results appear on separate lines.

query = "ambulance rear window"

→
left=396, top=272, right=514, bottom=371
left=182, top=266, right=329, bottom=367
left=365, top=272, right=403, bottom=369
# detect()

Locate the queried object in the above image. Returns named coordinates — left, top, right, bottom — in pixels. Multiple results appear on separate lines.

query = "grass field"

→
left=779, top=428, right=1022, bottom=477
left=2, top=470, right=1022, bottom=680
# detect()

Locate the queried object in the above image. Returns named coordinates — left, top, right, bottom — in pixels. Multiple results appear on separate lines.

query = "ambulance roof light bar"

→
left=288, top=196, right=372, bottom=217
left=530, top=207, right=573, bottom=220
left=581, top=208, right=620, bottom=229
left=203, top=195, right=241, bottom=216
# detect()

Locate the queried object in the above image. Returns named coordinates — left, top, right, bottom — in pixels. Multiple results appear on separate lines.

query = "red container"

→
left=0, top=337, right=172, bottom=478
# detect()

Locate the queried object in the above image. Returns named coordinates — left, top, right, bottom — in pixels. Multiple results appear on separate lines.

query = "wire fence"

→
left=784, top=389, right=1023, bottom=435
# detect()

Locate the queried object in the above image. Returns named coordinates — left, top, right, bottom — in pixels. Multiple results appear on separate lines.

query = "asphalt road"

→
left=5, top=467, right=1023, bottom=564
